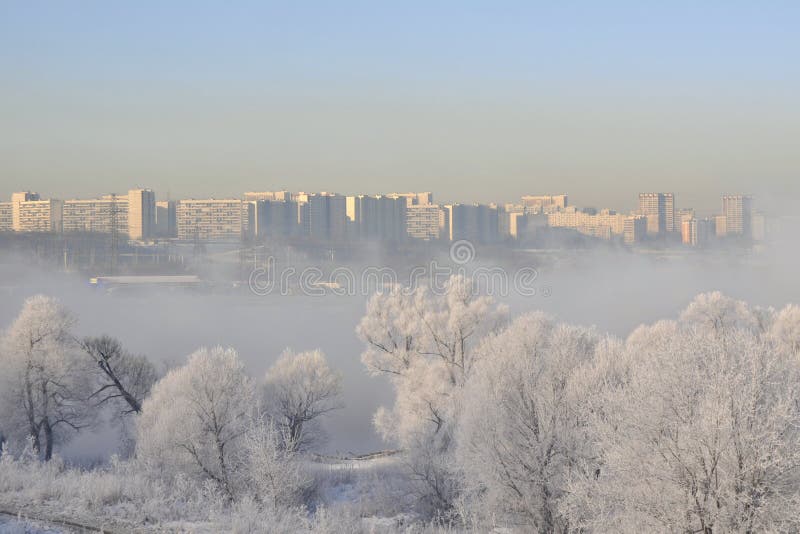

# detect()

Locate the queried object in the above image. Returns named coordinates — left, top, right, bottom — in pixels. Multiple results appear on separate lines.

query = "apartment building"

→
left=63, top=195, right=129, bottom=234
left=176, top=199, right=251, bottom=240
left=638, top=193, right=675, bottom=234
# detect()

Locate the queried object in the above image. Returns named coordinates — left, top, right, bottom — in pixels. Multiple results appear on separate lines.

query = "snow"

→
left=0, top=514, right=64, bottom=534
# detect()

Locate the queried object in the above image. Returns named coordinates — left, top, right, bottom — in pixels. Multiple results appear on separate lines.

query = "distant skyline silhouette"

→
left=1, top=1, right=798, bottom=213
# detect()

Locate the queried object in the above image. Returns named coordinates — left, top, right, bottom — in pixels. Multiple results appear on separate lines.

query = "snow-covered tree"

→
left=80, top=335, right=158, bottom=416
left=679, top=291, right=757, bottom=337
left=566, top=312, right=800, bottom=532
left=357, top=275, right=507, bottom=511
left=771, top=304, right=800, bottom=356
left=0, top=295, right=93, bottom=460
left=262, top=349, right=342, bottom=452
left=235, top=420, right=311, bottom=511
left=136, top=346, right=255, bottom=500
left=456, top=312, right=603, bottom=531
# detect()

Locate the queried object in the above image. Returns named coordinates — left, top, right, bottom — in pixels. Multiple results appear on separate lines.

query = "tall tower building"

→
left=681, top=218, right=698, bottom=246
left=638, top=193, right=675, bottom=234
left=308, top=193, right=346, bottom=241
left=722, top=195, right=752, bottom=238
left=155, top=200, right=177, bottom=237
left=623, top=215, right=647, bottom=244
left=128, top=189, right=156, bottom=239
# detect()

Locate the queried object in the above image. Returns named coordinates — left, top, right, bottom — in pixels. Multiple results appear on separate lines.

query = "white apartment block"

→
left=0, top=202, right=12, bottom=231
left=406, top=204, right=441, bottom=240
left=63, top=196, right=129, bottom=234
left=15, top=199, right=63, bottom=232
left=11, top=192, right=40, bottom=230
left=547, top=207, right=627, bottom=239
left=638, top=193, right=675, bottom=234
left=176, top=199, right=251, bottom=240
left=128, top=189, right=156, bottom=240
left=722, top=195, right=752, bottom=237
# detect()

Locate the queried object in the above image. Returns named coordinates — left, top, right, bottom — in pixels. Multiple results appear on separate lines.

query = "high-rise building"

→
left=251, top=199, right=299, bottom=239
left=698, top=218, right=714, bottom=245
left=714, top=214, right=728, bottom=237
left=292, top=193, right=311, bottom=235
left=11, top=192, right=40, bottom=231
left=476, top=204, right=501, bottom=243
left=442, top=204, right=475, bottom=241
left=638, top=193, right=675, bottom=234
left=623, top=215, right=647, bottom=244
left=63, top=195, right=129, bottom=234
left=722, top=195, right=753, bottom=238
left=441, top=203, right=500, bottom=243
left=375, top=195, right=407, bottom=241
left=521, top=194, right=568, bottom=212
left=505, top=211, right=523, bottom=239
left=346, top=194, right=407, bottom=241
left=547, top=207, right=627, bottom=239
left=176, top=199, right=249, bottom=240
left=0, top=202, right=12, bottom=231
left=308, top=193, right=346, bottom=241
left=677, top=208, right=695, bottom=225
left=155, top=200, right=177, bottom=237
left=682, top=218, right=698, bottom=246
left=15, top=198, right=63, bottom=233
left=127, top=189, right=156, bottom=240
left=406, top=204, right=441, bottom=241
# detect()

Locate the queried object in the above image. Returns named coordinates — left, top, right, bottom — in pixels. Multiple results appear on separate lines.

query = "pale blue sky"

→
left=1, top=1, right=798, bottom=213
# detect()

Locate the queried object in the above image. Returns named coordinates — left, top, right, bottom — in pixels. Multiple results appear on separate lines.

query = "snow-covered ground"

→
left=0, top=514, right=65, bottom=534
left=0, top=451, right=446, bottom=533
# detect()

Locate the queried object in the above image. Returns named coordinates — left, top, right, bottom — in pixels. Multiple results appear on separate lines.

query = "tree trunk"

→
left=43, top=418, right=54, bottom=461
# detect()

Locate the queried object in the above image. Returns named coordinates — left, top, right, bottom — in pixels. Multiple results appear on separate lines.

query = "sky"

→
left=1, top=1, right=798, bottom=214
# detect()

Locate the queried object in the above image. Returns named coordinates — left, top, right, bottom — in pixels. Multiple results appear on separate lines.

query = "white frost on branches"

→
left=136, top=346, right=255, bottom=500
left=357, top=275, right=508, bottom=510
left=262, top=349, right=343, bottom=452
left=0, top=295, right=93, bottom=460
left=455, top=312, right=603, bottom=531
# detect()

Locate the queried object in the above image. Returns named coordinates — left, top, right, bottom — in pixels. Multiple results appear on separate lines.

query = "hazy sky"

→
left=1, top=1, right=798, bottom=213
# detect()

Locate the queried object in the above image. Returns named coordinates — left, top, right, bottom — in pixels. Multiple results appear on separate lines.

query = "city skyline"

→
left=2, top=2, right=798, bottom=214
left=0, top=184, right=759, bottom=218
left=1, top=186, right=761, bottom=248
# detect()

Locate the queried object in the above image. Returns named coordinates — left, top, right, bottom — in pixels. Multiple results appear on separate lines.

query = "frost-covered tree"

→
left=262, top=349, right=342, bottom=452
left=679, top=291, right=757, bottom=337
left=80, top=335, right=158, bottom=416
left=235, top=420, right=311, bottom=511
left=771, top=304, right=800, bottom=356
left=137, top=346, right=255, bottom=500
left=456, top=312, right=603, bottom=531
left=357, top=275, right=507, bottom=511
left=0, top=295, right=93, bottom=460
left=566, top=311, right=800, bottom=532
